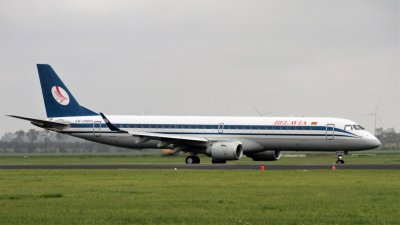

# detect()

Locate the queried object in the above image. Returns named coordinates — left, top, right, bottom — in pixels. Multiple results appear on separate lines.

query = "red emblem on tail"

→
left=51, top=86, right=70, bottom=105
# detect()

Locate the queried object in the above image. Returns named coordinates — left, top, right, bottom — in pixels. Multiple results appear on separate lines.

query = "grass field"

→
left=0, top=169, right=399, bottom=225
left=0, top=152, right=399, bottom=165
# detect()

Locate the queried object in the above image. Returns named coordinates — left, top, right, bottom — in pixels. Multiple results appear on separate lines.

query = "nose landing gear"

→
left=336, top=151, right=345, bottom=164
left=336, top=155, right=345, bottom=164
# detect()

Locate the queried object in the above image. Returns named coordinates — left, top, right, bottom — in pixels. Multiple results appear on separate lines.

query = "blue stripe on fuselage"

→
left=68, top=123, right=358, bottom=138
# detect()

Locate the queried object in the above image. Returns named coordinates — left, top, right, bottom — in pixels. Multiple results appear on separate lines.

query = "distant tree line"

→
left=375, top=128, right=400, bottom=150
left=1, top=127, right=399, bottom=153
left=0, top=129, right=135, bottom=153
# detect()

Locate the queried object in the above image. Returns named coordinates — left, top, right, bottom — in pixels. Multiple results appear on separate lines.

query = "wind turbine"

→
left=144, top=105, right=157, bottom=115
left=138, top=105, right=157, bottom=115
left=363, top=102, right=384, bottom=134
left=251, top=105, right=274, bottom=117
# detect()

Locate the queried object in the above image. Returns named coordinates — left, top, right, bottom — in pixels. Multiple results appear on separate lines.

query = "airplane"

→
left=8, top=64, right=381, bottom=164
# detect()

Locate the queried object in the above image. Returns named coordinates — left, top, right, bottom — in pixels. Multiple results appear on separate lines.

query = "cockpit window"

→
left=353, top=125, right=365, bottom=130
left=344, top=125, right=353, bottom=131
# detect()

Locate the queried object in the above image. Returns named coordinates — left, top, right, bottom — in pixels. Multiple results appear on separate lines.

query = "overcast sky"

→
left=0, top=0, right=399, bottom=135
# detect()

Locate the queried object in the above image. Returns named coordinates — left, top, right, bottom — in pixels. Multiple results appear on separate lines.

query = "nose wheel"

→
left=185, top=155, right=200, bottom=164
left=336, top=154, right=345, bottom=164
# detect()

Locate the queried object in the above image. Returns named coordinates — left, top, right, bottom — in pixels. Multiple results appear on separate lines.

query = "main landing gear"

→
left=184, top=155, right=227, bottom=164
left=185, top=155, right=200, bottom=164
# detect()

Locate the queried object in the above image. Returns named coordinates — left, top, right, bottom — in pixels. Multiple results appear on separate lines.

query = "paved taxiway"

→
left=0, top=164, right=399, bottom=170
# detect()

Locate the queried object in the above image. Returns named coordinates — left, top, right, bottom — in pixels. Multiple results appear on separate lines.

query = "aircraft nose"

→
left=366, top=137, right=381, bottom=149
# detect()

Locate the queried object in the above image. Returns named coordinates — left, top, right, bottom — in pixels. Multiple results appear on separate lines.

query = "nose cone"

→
left=366, top=136, right=381, bottom=149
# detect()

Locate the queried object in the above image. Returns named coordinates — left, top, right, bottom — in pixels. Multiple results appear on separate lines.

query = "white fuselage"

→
left=52, top=115, right=381, bottom=153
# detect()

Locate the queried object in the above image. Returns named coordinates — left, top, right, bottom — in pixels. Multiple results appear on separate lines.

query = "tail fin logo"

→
left=51, top=86, right=70, bottom=105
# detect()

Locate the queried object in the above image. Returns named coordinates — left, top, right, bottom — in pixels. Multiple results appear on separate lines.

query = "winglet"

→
left=99, top=113, right=127, bottom=133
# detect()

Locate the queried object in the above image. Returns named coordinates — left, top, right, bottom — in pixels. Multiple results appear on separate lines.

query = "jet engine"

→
left=206, top=142, right=243, bottom=161
left=247, top=150, right=281, bottom=161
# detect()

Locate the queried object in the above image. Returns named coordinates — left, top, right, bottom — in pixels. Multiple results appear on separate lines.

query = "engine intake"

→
left=247, top=150, right=281, bottom=161
left=206, top=142, right=243, bottom=161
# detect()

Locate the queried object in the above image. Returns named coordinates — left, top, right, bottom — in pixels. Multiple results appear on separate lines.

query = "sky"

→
left=0, top=0, right=399, bottom=135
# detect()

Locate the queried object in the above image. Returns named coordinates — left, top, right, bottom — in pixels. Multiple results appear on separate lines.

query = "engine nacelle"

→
left=206, top=142, right=243, bottom=161
left=247, top=150, right=281, bottom=161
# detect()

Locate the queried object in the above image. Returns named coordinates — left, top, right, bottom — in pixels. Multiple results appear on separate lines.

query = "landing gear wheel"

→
left=336, top=155, right=345, bottom=164
left=336, top=160, right=345, bottom=164
left=185, top=155, right=200, bottom=164
left=212, top=159, right=226, bottom=164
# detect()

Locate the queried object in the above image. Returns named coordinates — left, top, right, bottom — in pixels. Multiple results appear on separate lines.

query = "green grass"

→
left=0, top=169, right=398, bottom=225
left=0, top=152, right=399, bottom=165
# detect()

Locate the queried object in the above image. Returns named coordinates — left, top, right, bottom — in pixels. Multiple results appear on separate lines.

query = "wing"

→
left=99, top=113, right=209, bottom=144
left=7, top=115, right=69, bottom=128
left=126, top=130, right=208, bottom=142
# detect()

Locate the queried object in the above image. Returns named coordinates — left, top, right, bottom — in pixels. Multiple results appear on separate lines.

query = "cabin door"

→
left=218, top=123, right=224, bottom=134
left=326, top=124, right=335, bottom=140
left=93, top=121, right=101, bottom=137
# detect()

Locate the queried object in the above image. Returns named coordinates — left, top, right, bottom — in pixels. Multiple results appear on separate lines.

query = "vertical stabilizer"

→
left=37, top=64, right=97, bottom=118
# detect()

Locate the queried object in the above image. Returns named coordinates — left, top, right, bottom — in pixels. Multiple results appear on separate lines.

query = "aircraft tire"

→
left=336, top=159, right=345, bottom=164
left=186, top=156, right=200, bottom=164
left=193, top=156, right=200, bottom=164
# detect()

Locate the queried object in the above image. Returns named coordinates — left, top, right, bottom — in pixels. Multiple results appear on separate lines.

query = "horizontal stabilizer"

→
left=7, top=115, right=70, bottom=128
